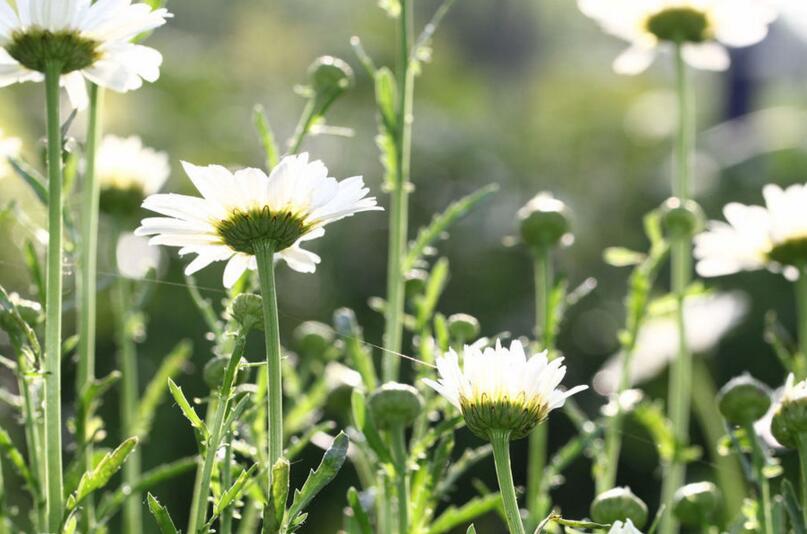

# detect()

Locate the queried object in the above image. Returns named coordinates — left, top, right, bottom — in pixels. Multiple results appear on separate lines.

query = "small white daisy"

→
left=577, top=0, right=778, bottom=75
left=116, top=231, right=159, bottom=279
left=423, top=339, right=587, bottom=440
left=0, top=0, right=170, bottom=109
left=0, top=127, right=21, bottom=178
left=694, top=182, right=807, bottom=280
left=135, top=153, right=382, bottom=288
left=594, top=292, right=747, bottom=395
left=97, top=134, right=169, bottom=195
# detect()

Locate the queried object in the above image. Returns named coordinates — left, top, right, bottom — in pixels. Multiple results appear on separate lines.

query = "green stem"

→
left=527, top=248, right=552, bottom=521
left=660, top=43, right=694, bottom=534
left=77, top=83, right=102, bottom=532
left=254, top=241, right=284, bottom=471
left=44, top=62, right=65, bottom=533
left=797, top=434, right=807, bottom=528
left=490, top=430, right=526, bottom=534
left=113, top=277, right=142, bottom=534
left=691, top=359, right=745, bottom=521
left=382, top=0, right=415, bottom=381
left=390, top=425, right=409, bottom=534
left=288, top=99, right=317, bottom=155
left=187, top=402, right=216, bottom=534
left=745, top=423, right=773, bottom=534
left=796, top=267, right=807, bottom=381
left=219, top=432, right=234, bottom=534
left=191, top=332, right=246, bottom=533
left=18, top=366, right=46, bottom=531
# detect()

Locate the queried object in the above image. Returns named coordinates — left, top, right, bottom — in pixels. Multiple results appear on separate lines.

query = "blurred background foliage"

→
left=3, top=0, right=807, bottom=531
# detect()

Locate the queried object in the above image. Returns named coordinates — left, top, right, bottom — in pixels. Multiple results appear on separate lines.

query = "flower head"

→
left=0, top=0, right=171, bottom=109
left=135, top=153, right=382, bottom=288
left=97, top=135, right=169, bottom=215
left=423, top=339, right=587, bottom=440
left=0, top=128, right=21, bottom=178
left=578, top=0, right=778, bottom=75
left=116, top=232, right=159, bottom=279
left=771, top=373, right=807, bottom=448
left=694, top=183, right=807, bottom=280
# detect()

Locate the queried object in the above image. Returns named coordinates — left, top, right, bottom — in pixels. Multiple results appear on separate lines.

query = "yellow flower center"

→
left=8, top=28, right=101, bottom=74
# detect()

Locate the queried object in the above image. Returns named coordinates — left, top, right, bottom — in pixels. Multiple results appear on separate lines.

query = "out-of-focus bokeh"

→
left=3, top=0, right=807, bottom=531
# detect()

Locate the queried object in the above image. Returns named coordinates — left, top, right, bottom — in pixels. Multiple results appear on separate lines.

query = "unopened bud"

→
left=229, top=293, right=263, bottom=331
left=590, top=487, right=648, bottom=529
left=660, top=197, right=704, bottom=239
left=293, top=321, right=334, bottom=358
left=447, top=313, right=480, bottom=344
left=672, top=482, right=721, bottom=527
left=518, top=192, right=572, bottom=251
left=368, top=382, right=423, bottom=430
left=717, top=374, right=771, bottom=426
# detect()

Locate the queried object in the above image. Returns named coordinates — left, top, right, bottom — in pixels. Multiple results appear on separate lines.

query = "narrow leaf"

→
left=253, top=105, right=280, bottom=171
left=286, top=432, right=349, bottom=525
left=168, top=378, right=207, bottom=439
left=347, top=487, right=372, bottom=534
left=267, top=458, right=290, bottom=532
left=215, top=464, right=257, bottom=517
left=69, top=437, right=138, bottom=509
left=0, top=428, right=37, bottom=495
left=782, top=480, right=806, bottom=534
left=427, top=494, right=502, bottom=534
left=8, top=157, right=47, bottom=204
left=374, top=67, right=397, bottom=134
left=147, top=493, right=179, bottom=534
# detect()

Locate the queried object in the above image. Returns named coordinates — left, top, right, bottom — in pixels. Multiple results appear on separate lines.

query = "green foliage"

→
left=253, top=105, right=280, bottom=171
left=633, top=401, right=700, bottom=464
left=147, top=493, right=180, bottom=534
left=427, top=493, right=502, bottom=534
left=134, top=340, right=192, bottom=439
left=67, top=437, right=139, bottom=510
left=168, top=378, right=208, bottom=441
left=0, top=427, right=37, bottom=496
left=782, top=480, right=806, bottom=534
left=346, top=487, right=372, bottom=534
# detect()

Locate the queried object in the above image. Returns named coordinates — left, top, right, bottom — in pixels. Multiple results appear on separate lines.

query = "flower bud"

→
left=404, top=269, right=429, bottom=298
left=368, top=382, right=423, bottom=430
left=517, top=192, right=572, bottom=251
left=590, top=487, right=649, bottom=529
left=308, top=56, right=354, bottom=112
left=293, top=321, right=334, bottom=358
left=672, top=482, right=721, bottom=527
left=202, top=355, right=246, bottom=390
left=717, top=374, right=771, bottom=426
left=771, top=374, right=807, bottom=449
left=660, top=197, right=704, bottom=240
left=229, top=293, right=263, bottom=331
left=447, top=313, right=480, bottom=344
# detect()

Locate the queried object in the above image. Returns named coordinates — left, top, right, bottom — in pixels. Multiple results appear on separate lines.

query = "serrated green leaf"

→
left=62, top=511, right=78, bottom=534
left=347, top=487, right=372, bottom=534
left=253, top=105, right=280, bottom=171
left=214, top=463, right=257, bottom=517
left=135, top=341, right=191, bottom=438
left=68, top=437, right=138, bottom=509
left=427, top=493, right=502, bottom=534
left=286, top=432, right=349, bottom=526
left=168, top=378, right=207, bottom=440
left=404, top=184, right=498, bottom=272
left=147, top=493, right=179, bottom=534
left=80, top=371, right=121, bottom=412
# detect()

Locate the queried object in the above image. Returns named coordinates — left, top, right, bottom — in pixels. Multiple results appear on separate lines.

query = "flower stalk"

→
left=77, top=82, right=103, bottom=531
left=254, top=240, right=284, bottom=470
left=796, top=266, right=807, bottom=380
left=798, top=434, right=807, bottom=527
left=382, top=0, right=415, bottom=382
left=660, top=43, right=695, bottom=534
left=43, top=61, right=65, bottom=533
left=390, top=424, right=410, bottom=534
left=490, top=429, right=526, bottom=534
left=745, top=422, right=773, bottom=534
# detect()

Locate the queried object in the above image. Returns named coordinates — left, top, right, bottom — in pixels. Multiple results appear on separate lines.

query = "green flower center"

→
left=767, top=237, right=807, bottom=267
left=460, top=394, right=547, bottom=441
left=215, top=206, right=311, bottom=255
left=7, top=28, right=101, bottom=74
left=645, top=7, right=712, bottom=43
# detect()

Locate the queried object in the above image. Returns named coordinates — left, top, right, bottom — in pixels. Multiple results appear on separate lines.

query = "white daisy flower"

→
left=135, top=153, right=382, bottom=288
left=609, top=519, right=643, bottom=534
left=0, top=0, right=170, bottom=110
left=96, top=134, right=169, bottom=214
left=594, top=292, right=747, bottom=395
left=694, top=182, right=807, bottom=280
left=116, top=231, right=159, bottom=279
left=577, top=0, right=778, bottom=75
left=0, top=127, right=21, bottom=178
left=423, top=339, right=587, bottom=440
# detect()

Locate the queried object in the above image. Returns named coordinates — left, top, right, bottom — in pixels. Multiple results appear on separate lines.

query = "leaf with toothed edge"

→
left=147, top=493, right=180, bottom=534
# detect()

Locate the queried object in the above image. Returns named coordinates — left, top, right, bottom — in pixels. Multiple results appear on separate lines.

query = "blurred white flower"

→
left=97, top=135, right=169, bottom=195
left=423, top=339, right=587, bottom=440
left=694, top=182, right=807, bottom=280
left=609, top=519, right=643, bottom=534
left=136, top=153, right=382, bottom=288
left=778, top=0, right=807, bottom=42
left=116, top=232, right=159, bottom=279
left=577, top=0, right=778, bottom=75
left=594, top=292, right=748, bottom=395
left=0, top=0, right=170, bottom=109
left=0, top=128, right=21, bottom=178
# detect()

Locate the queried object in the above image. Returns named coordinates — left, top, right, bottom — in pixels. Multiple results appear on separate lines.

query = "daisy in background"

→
left=694, top=182, right=807, bottom=280
left=577, top=0, right=779, bottom=75
left=0, top=128, right=21, bottom=177
left=96, top=134, right=170, bottom=215
left=0, top=0, right=171, bottom=109
left=136, top=152, right=382, bottom=287
left=594, top=292, right=747, bottom=395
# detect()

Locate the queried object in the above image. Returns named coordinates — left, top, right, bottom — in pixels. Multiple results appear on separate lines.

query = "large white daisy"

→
left=577, top=0, right=778, bottom=75
left=423, top=339, right=587, bottom=440
left=694, top=182, right=807, bottom=280
left=135, top=153, right=382, bottom=287
left=0, top=0, right=170, bottom=109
